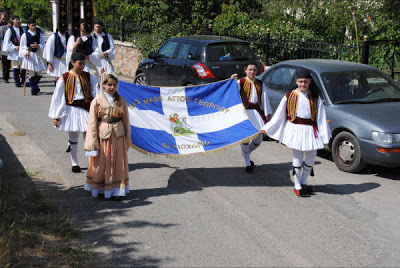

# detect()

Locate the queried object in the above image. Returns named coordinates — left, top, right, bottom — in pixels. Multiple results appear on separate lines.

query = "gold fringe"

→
left=286, top=90, right=298, bottom=122
left=129, top=132, right=261, bottom=159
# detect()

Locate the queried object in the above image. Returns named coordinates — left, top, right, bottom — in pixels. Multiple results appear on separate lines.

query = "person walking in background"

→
left=260, top=68, right=331, bottom=197
left=0, top=13, right=11, bottom=83
left=231, top=62, right=272, bottom=173
left=19, top=18, right=46, bottom=95
left=43, top=23, right=70, bottom=84
left=91, top=19, right=116, bottom=73
left=48, top=52, right=100, bottom=173
left=66, top=19, right=98, bottom=76
left=84, top=72, right=131, bottom=201
left=2, top=15, right=26, bottom=88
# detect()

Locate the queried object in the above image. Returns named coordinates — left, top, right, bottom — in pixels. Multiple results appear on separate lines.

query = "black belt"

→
left=98, top=117, right=122, bottom=123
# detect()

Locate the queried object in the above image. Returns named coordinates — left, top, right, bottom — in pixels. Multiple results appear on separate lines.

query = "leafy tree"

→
left=2, top=0, right=52, bottom=29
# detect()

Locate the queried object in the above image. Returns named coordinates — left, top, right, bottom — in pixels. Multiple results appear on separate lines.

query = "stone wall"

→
left=113, top=40, right=142, bottom=79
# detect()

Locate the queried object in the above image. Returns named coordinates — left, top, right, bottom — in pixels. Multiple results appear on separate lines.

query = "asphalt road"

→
left=1, top=74, right=400, bottom=267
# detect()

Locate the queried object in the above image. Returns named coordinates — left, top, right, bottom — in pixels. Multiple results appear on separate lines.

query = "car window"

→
left=188, top=45, right=201, bottom=60
left=265, top=67, right=296, bottom=94
left=157, top=41, right=179, bottom=59
left=321, top=71, right=400, bottom=104
left=176, top=43, right=192, bottom=59
left=205, top=43, right=257, bottom=62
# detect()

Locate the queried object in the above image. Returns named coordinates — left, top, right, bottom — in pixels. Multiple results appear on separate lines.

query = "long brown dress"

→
left=84, top=93, right=132, bottom=198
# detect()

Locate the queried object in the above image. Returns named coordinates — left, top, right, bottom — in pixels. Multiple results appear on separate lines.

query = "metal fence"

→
left=102, top=17, right=399, bottom=80
left=362, top=38, right=400, bottom=80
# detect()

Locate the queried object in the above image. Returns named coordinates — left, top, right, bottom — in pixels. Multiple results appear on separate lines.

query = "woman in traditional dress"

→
left=84, top=72, right=132, bottom=200
left=260, top=68, right=331, bottom=197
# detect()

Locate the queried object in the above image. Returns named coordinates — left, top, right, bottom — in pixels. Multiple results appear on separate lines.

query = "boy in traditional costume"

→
left=66, top=19, right=98, bottom=76
left=91, top=19, right=116, bottom=73
left=84, top=72, right=131, bottom=200
left=232, top=62, right=272, bottom=173
left=2, top=15, right=26, bottom=87
left=19, top=18, right=46, bottom=95
left=260, top=68, right=331, bottom=197
left=43, top=24, right=70, bottom=83
left=48, top=52, right=100, bottom=173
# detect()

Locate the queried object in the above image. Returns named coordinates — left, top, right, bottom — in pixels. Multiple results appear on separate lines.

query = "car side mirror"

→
left=148, top=51, right=157, bottom=59
left=187, top=53, right=193, bottom=60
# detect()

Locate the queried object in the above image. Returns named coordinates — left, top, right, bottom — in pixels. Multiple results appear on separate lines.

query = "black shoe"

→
left=4, top=79, right=9, bottom=83
left=110, top=196, right=123, bottom=202
left=301, top=184, right=314, bottom=194
left=31, top=91, right=38, bottom=95
left=16, top=84, right=22, bottom=87
left=71, top=165, right=81, bottom=173
left=245, top=161, right=255, bottom=173
left=245, top=165, right=253, bottom=173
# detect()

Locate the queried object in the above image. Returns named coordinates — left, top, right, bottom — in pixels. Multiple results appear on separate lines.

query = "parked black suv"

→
left=134, top=35, right=265, bottom=86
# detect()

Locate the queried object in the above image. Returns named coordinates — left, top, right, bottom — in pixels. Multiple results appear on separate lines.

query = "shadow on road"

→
left=0, top=132, right=387, bottom=266
left=0, top=133, right=169, bottom=267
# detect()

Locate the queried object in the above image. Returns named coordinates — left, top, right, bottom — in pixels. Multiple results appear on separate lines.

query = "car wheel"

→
left=332, top=131, right=366, bottom=173
left=134, top=73, right=148, bottom=85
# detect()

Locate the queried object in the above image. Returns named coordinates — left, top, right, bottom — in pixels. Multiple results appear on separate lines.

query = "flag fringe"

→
left=129, top=132, right=262, bottom=158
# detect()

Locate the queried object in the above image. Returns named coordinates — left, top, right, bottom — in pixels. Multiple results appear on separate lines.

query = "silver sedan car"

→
left=258, top=59, right=400, bottom=173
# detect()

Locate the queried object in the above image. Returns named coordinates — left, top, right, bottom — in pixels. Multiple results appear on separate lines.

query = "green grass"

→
left=0, top=184, right=96, bottom=267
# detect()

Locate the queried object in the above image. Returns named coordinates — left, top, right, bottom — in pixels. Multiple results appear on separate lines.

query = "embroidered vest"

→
left=94, top=32, right=110, bottom=52
left=9, top=26, right=23, bottom=46
left=75, top=35, right=93, bottom=56
left=239, top=78, right=263, bottom=109
left=62, top=71, right=93, bottom=105
left=54, top=32, right=69, bottom=58
left=285, top=90, right=318, bottom=122
left=26, top=31, right=40, bottom=52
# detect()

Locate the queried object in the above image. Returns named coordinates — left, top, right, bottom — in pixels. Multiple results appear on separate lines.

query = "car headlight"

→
left=371, top=132, right=400, bottom=144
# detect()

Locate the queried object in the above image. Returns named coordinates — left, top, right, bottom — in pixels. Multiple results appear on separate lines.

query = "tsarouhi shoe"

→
left=294, top=188, right=309, bottom=197
left=71, top=165, right=81, bottom=173
left=245, top=161, right=255, bottom=173
left=301, top=184, right=314, bottom=194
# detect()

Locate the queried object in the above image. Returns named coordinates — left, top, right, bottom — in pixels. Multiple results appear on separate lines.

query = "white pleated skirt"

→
left=58, top=106, right=89, bottom=132
left=47, top=58, right=68, bottom=78
left=280, top=121, right=325, bottom=151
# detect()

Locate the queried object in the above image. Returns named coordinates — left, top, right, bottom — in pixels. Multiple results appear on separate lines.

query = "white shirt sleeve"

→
left=3, top=29, right=16, bottom=52
left=90, top=73, right=100, bottom=97
left=261, top=83, right=272, bottom=115
left=43, top=33, right=55, bottom=63
left=49, top=78, right=67, bottom=119
left=2, top=29, right=12, bottom=53
left=19, top=33, right=28, bottom=58
left=66, top=35, right=75, bottom=66
left=316, top=97, right=332, bottom=144
left=105, top=33, right=116, bottom=60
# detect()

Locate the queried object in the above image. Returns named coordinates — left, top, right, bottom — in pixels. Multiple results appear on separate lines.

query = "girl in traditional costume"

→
left=84, top=72, right=132, bottom=200
left=260, top=68, right=331, bottom=197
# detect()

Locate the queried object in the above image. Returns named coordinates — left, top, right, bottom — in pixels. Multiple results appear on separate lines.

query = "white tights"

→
left=68, top=132, right=86, bottom=167
left=292, top=149, right=317, bottom=190
left=241, top=133, right=264, bottom=166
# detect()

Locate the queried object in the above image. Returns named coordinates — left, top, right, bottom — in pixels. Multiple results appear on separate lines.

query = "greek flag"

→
left=118, top=79, right=259, bottom=156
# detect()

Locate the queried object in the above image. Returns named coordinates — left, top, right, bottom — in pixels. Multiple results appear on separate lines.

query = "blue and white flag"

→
left=118, top=79, right=259, bottom=156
